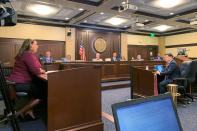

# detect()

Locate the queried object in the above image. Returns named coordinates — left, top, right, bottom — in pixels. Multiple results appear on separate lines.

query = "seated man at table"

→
left=136, top=55, right=144, bottom=61
left=42, top=51, right=54, bottom=63
left=154, top=53, right=163, bottom=60
left=92, top=53, right=103, bottom=61
left=157, top=53, right=180, bottom=94
left=111, top=52, right=120, bottom=61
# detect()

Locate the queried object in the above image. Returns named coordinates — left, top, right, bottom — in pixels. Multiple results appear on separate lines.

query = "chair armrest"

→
left=173, top=78, right=187, bottom=81
left=6, top=80, right=16, bottom=85
left=173, top=78, right=188, bottom=88
left=16, top=92, right=28, bottom=97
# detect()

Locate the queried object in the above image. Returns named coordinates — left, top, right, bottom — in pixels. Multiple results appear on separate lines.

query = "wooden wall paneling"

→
left=75, top=28, right=121, bottom=61
left=0, top=43, right=13, bottom=64
left=0, top=38, right=65, bottom=65
left=36, top=40, right=65, bottom=60
left=14, top=43, right=22, bottom=57
left=128, top=45, right=158, bottom=60
left=48, top=44, right=65, bottom=60
left=112, top=34, right=121, bottom=55
left=137, top=47, right=148, bottom=60
left=36, top=44, right=49, bottom=58
left=128, top=46, right=136, bottom=60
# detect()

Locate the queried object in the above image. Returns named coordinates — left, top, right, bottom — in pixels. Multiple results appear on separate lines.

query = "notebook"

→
left=111, top=93, right=183, bottom=131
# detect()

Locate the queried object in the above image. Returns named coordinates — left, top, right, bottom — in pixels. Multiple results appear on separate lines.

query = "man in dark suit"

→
left=111, top=52, right=120, bottom=61
left=157, top=53, right=180, bottom=94
left=154, top=53, right=163, bottom=60
left=42, top=51, right=54, bottom=63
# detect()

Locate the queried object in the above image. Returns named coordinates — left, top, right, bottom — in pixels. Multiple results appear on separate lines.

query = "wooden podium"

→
left=132, top=67, right=156, bottom=98
left=175, top=56, right=192, bottom=68
left=47, top=66, right=103, bottom=131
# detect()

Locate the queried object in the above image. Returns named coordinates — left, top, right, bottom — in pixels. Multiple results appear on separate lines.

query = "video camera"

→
left=0, top=0, right=17, bottom=26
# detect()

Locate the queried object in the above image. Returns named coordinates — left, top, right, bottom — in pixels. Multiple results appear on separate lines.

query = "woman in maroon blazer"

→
left=8, top=39, right=45, bottom=119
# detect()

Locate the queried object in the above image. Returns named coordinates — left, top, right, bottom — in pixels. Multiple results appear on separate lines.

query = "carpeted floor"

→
left=0, top=87, right=196, bottom=131
left=102, top=87, right=197, bottom=131
left=0, top=119, right=46, bottom=131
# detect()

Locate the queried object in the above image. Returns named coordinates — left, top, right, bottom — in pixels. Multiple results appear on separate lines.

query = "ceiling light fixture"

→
left=100, top=12, right=104, bottom=15
left=122, top=2, right=126, bottom=5
left=154, top=25, right=172, bottom=31
left=136, top=22, right=144, bottom=27
left=84, top=20, right=87, bottom=23
left=190, top=21, right=197, bottom=25
left=105, top=17, right=127, bottom=25
left=156, top=0, right=181, bottom=8
left=124, top=25, right=128, bottom=28
left=170, top=12, right=174, bottom=15
left=65, top=17, right=70, bottom=20
left=79, top=8, right=84, bottom=11
left=145, top=19, right=149, bottom=22
left=31, top=5, right=54, bottom=15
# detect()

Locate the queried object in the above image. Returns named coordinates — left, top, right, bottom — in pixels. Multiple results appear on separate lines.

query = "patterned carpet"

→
left=0, top=87, right=196, bottom=131
left=102, top=87, right=197, bottom=131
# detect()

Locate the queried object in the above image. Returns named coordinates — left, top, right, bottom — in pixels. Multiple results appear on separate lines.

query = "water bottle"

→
left=146, top=65, right=149, bottom=70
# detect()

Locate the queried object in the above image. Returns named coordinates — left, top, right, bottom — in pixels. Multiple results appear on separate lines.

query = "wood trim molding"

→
left=0, top=37, right=65, bottom=43
left=102, top=112, right=114, bottom=123
left=128, top=45, right=158, bottom=48
left=165, top=43, right=197, bottom=48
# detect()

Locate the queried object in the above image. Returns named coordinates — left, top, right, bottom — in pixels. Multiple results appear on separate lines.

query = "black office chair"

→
left=174, top=60, right=196, bottom=105
left=186, top=60, right=197, bottom=100
left=0, top=63, right=20, bottom=131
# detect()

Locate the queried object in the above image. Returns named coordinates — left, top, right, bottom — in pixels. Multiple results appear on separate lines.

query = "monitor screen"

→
left=112, top=94, right=182, bottom=131
left=154, top=65, right=164, bottom=71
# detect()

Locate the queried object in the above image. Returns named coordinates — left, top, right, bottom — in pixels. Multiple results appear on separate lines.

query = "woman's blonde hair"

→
left=15, top=39, right=35, bottom=60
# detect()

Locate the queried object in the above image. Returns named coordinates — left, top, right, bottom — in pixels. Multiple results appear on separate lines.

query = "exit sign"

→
left=150, top=33, right=155, bottom=37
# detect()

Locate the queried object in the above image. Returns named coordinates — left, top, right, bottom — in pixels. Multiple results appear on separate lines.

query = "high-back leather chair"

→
left=186, top=60, right=197, bottom=99
left=175, top=60, right=197, bottom=104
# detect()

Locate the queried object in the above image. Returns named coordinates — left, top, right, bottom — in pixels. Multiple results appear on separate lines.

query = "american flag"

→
left=79, top=42, right=86, bottom=61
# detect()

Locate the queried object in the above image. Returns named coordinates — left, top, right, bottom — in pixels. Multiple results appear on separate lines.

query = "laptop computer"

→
left=154, top=65, right=164, bottom=72
left=111, top=93, right=183, bottom=131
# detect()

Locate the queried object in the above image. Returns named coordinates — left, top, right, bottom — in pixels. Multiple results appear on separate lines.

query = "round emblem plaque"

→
left=93, top=38, right=107, bottom=53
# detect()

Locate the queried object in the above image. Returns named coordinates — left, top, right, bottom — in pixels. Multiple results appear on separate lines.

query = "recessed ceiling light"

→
left=124, top=25, right=128, bottom=28
left=31, top=5, right=54, bottom=15
left=154, top=25, right=172, bottom=31
left=84, top=20, right=87, bottom=23
left=145, top=19, right=149, bottom=22
left=65, top=17, right=70, bottom=20
left=79, top=8, right=84, bottom=11
left=122, top=1, right=126, bottom=4
left=169, top=12, right=174, bottom=15
left=100, top=12, right=104, bottom=15
left=156, top=0, right=182, bottom=8
left=105, top=17, right=127, bottom=26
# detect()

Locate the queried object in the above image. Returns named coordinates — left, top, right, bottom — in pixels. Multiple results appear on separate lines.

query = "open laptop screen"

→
left=154, top=65, right=164, bottom=71
left=112, top=94, right=182, bottom=131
